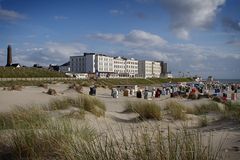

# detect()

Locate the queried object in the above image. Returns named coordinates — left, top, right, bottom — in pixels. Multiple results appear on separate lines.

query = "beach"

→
left=0, top=82, right=240, bottom=159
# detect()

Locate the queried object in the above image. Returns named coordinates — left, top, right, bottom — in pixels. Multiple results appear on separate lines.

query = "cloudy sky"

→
left=0, top=0, right=239, bottom=79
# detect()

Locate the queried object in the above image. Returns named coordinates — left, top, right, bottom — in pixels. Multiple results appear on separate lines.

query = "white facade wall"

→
left=70, top=53, right=165, bottom=78
left=113, top=57, right=125, bottom=74
left=152, top=61, right=161, bottom=78
left=95, top=55, right=114, bottom=73
left=125, top=58, right=138, bottom=77
left=138, top=60, right=153, bottom=78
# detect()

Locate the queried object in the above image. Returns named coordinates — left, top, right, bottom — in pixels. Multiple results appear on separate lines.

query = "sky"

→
left=0, top=0, right=239, bottom=79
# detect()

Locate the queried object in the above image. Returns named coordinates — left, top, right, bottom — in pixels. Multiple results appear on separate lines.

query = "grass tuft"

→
left=0, top=106, right=48, bottom=130
left=223, top=101, right=240, bottom=121
left=187, top=101, right=221, bottom=115
left=165, top=101, right=187, bottom=120
left=124, top=101, right=161, bottom=120
left=46, top=95, right=106, bottom=117
left=0, top=103, right=224, bottom=160
left=69, top=83, right=83, bottom=93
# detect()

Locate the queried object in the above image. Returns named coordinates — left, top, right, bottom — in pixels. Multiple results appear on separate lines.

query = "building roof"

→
left=61, top=61, right=70, bottom=66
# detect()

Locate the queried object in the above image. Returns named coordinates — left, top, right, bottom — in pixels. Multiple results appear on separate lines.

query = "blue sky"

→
left=0, top=0, right=239, bottom=79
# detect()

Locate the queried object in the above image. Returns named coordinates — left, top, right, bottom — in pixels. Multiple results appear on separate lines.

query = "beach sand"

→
left=0, top=83, right=239, bottom=159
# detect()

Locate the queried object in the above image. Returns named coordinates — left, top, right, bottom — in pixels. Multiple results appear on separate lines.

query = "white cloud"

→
left=90, top=30, right=167, bottom=47
left=89, top=29, right=239, bottom=78
left=45, top=42, right=87, bottom=59
left=0, top=8, right=25, bottom=21
left=172, top=27, right=189, bottom=40
left=13, top=42, right=88, bottom=66
left=137, top=0, right=226, bottom=39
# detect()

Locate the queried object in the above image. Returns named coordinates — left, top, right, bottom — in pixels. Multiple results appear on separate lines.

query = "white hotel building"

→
left=70, top=53, right=164, bottom=78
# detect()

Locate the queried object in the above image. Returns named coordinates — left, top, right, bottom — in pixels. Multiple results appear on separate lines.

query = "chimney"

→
left=6, top=45, right=12, bottom=66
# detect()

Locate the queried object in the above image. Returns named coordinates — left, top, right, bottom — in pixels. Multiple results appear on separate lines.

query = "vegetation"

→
left=0, top=80, right=52, bottom=87
left=186, top=102, right=221, bottom=115
left=124, top=100, right=161, bottom=120
left=0, top=106, right=48, bottom=130
left=0, top=105, right=223, bottom=159
left=199, top=115, right=208, bottom=127
left=165, top=101, right=187, bottom=120
left=224, top=101, right=240, bottom=121
left=0, top=75, right=193, bottom=88
left=0, top=67, right=66, bottom=78
left=46, top=95, right=106, bottom=117
left=94, top=77, right=192, bottom=88
left=69, top=83, right=83, bottom=93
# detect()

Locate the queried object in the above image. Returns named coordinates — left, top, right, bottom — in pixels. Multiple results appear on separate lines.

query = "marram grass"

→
left=0, top=103, right=224, bottom=159
left=124, top=100, right=161, bottom=120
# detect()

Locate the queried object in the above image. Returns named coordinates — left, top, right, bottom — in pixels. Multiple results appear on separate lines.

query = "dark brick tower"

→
left=6, top=45, right=12, bottom=66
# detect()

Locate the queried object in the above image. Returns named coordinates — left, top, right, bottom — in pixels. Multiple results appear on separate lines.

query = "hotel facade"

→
left=70, top=53, right=167, bottom=78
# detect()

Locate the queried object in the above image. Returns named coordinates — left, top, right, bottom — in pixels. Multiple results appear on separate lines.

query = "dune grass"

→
left=223, top=101, right=240, bottom=121
left=0, top=101, right=224, bottom=159
left=124, top=100, right=161, bottom=120
left=0, top=117, right=223, bottom=159
left=186, top=101, right=221, bottom=115
left=0, top=67, right=66, bottom=78
left=0, top=119, right=96, bottom=159
left=47, top=95, right=106, bottom=117
left=165, top=101, right=187, bottom=120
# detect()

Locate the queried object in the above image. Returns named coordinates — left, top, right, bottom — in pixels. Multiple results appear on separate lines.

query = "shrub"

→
left=124, top=101, right=161, bottom=120
left=46, top=88, right=57, bottom=95
left=165, top=101, right=187, bottom=120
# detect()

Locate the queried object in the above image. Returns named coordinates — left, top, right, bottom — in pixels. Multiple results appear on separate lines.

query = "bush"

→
left=124, top=101, right=161, bottom=120
left=46, top=88, right=57, bottom=95
left=165, top=101, right=187, bottom=120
